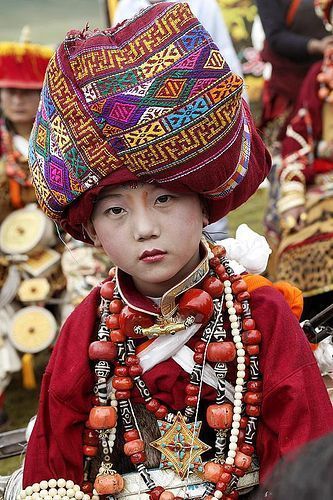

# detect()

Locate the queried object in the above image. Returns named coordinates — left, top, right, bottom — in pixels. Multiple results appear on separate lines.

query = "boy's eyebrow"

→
left=96, top=193, right=124, bottom=202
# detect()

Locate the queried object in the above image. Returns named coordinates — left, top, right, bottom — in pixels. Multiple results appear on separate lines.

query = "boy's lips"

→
left=139, top=249, right=167, bottom=263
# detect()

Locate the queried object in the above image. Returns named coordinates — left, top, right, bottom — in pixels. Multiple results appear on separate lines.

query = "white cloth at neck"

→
left=13, top=134, right=29, bottom=159
left=137, top=323, right=234, bottom=402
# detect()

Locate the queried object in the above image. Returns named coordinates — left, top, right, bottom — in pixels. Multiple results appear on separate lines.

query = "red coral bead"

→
left=234, top=302, right=243, bottom=315
left=185, top=395, right=198, bottom=406
left=232, top=279, right=248, bottom=294
left=81, top=481, right=93, bottom=494
left=109, top=299, right=123, bottom=314
left=244, top=392, right=263, bottom=405
left=112, top=376, right=133, bottom=390
left=225, top=491, right=239, bottom=499
left=242, top=330, right=262, bottom=345
left=100, top=281, right=115, bottom=299
left=237, top=291, right=250, bottom=302
left=215, top=481, right=228, bottom=492
left=88, top=340, right=117, bottom=361
left=247, top=380, right=263, bottom=392
left=124, top=438, right=145, bottom=456
left=108, top=267, right=116, bottom=279
left=130, top=450, right=146, bottom=464
left=124, top=429, right=140, bottom=442
left=114, top=365, right=129, bottom=376
left=242, top=318, right=256, bottom=330
left=239, top=443, right=255, bottom=456
left=207, top=342, right=236, bottom=362
left=218, top=472, right=232, bottom=484
left=155, top=405, right=168, bottom=419
left=150, top=487, right=165, bottom=500
left=203, top=461, right=223, bottom=482
left=246, top=344, right=260, bottom=355
left=125, top=355, right=140, bottom=366
left=146, top=399, right=160, bottom=413
left=119, top=306, right=154, bottom=338
left=106, top=314, right=120, bottom=329
left=128, top=365, right=143, bottom=377
left=240, top=416, right=248, bottom=429
left=209, top=256, right=221, bottom=268
left=110, top=329, right=126, bottom=343
left=246, top=404, right=261, bottom=417
left=212, top=245, right=226, bottom=257
left=115, top=390, right=131, bottom=400
left=202, top=276, right=224, bottom=298
left=83, top=444, right=98, bottom=457
left=185, top=384, right=199, bottom=395
left=178, top=289, right=214, bottom=324
left=193, top=352, right=204, bottom=364
left=206, top=403, right=233, bottom=429
left=234, top=451, right=252, bottom=470
left=222, top=464, right=234, bottom=473
left=234, top=467, right=245, bottom=477
left=83, top=428, right=99, bottom=446
left=194, top=341, right=206, bottom=353
left=88, top=406, right=117, bottom=429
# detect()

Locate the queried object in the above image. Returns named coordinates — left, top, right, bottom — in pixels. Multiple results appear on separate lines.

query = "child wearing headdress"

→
left=10, top=3, right=333, bottom=500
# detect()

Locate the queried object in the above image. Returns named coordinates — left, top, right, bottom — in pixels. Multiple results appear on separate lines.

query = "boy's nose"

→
left=132, top=210, right=160, bottom=241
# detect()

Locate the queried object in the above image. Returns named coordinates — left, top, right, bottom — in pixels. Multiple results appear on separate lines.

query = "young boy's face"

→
left=85, top=183, right=208, bottom=297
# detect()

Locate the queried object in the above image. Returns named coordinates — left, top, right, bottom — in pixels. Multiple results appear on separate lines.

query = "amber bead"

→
left=218, top=471, right=232, bottom=484
left=150, top=487, right=165, bottom=500
left=88, top=406, right=117, bottom=429
left=119, top=306, right=154, bottom=338
left=203, top=461, right=223, bottom=482
left=206, top=403, right=233, bottom=429
left=244, top=391, right=262, bottom=405
left=106, top=314, right=120, bottom=330
left=185, top=395, right=198, bottom=407
left=247, top=380, right=263, bottom=392
left=110, top=329, right=126, bottom=343
left=124, top=438, right=145, bottom=456
left=115, top=390, right=131, bottom=400
left=155, top=405, right=168, bottom=419
left=81, top=481, right=93, bottom=494
left=237, top=291, right=250, bottom=302
left=193, top=352, right=204, bottom=364
left=124, top=429, right=140, bottom=442
left=212, top=245, right=226, bottom=257
left=207, top=342, right=236, bottom=363
left=83, top=428, right=99, bottom=446
left=100, top=281, right=115, bottom=299
left=202, top=276, right=224, bottom=298
left=246, top=344, right=260, bottom=355
left=130, top=451, right=146, bottom=464
left=239, top=443, right=255, bottom=456
left=185, top=384, right=199, bottom=395
left=125, top=355, right=140, bottom=366
left=242, top=329, right=262, bottom=345
left=178, top=289, right=214, bottom=324
left=114, top=365, right=129, bottom=376
left=194, top=341, right=206, bottom=353
left=109, top=299, right=123, bottom=314
left=83, top=444, right=98, bottom=457
left=88, top=340, right=117, bottom=361
left=231, top=279, right=248, bottom=294
left=246, top=404, right=261, bottom=417
left=159, top=492, right=175, bottom=500
left=242, top=318, right=256, bottom=330
left=146, top=399, right=160, bottom=413
left=215, top=481, right=228, bottom=492
left=129, top=364, right=143, bottom=377
left=235, top=451, right=252, bottom=470
left=94, top=473, right=124, bottom=495
left=112, top=376, right=134, bottom=390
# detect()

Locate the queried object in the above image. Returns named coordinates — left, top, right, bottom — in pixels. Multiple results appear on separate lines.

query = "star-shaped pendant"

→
left=150, top=412, right=210, bottom=479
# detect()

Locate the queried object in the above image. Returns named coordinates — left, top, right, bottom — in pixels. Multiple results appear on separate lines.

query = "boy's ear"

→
left=201, top=201, right=209, bottom=227
left=83, top=219, right=102, bottom=247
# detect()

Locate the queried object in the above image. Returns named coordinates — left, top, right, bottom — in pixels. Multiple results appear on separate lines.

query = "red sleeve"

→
left=251, top=286, right=333, bottom=480
left=23, top=287, right=100, bottom=486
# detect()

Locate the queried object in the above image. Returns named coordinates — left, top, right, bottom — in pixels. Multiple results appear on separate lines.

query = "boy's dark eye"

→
left=156, top=194, right=172, bottom=204
left=106, top=207, right=124, bottom=215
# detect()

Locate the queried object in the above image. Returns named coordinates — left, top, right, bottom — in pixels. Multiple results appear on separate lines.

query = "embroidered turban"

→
left=0, top=41, right=53, bottom=89
left=29, top=2, right=271, bottom=243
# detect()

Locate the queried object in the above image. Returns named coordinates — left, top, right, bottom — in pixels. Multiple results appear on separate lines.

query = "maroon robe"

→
left=23, top=275, right=333, bottom=486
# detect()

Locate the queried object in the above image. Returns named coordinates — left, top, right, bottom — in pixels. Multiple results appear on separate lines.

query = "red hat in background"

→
left=29, top=2, right=271, bottom=243
left=0, top=28, right=53, bottom=89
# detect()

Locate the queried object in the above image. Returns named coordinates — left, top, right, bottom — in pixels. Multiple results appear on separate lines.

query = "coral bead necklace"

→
left=84, top=240, right=262, bottom=499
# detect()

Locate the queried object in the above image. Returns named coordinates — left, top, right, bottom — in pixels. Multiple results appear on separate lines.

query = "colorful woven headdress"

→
left=0, top=36, right=53, bottom=89
left=29, top=2, right=271, bottom=243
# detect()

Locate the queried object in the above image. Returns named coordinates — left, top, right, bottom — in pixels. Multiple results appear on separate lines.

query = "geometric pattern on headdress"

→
left=29, top=2, right=246, bottom=223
